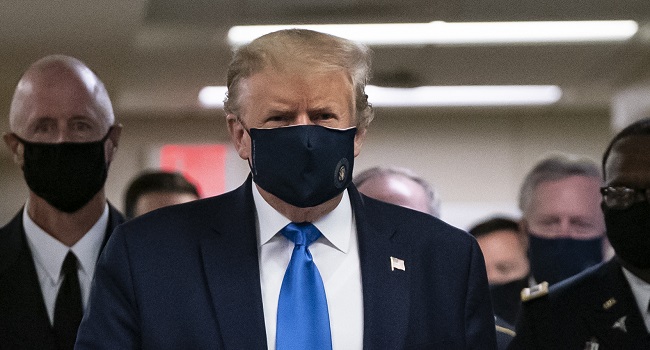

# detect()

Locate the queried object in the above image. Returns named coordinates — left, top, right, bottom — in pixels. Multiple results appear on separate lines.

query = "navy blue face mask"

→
left=528, top=233, right=603, bottom=285
left=249, top=125, right=356, bottom=208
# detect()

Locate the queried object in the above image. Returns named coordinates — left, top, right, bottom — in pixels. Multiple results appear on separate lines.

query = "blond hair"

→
left=224, top=29, right=374, bottom=129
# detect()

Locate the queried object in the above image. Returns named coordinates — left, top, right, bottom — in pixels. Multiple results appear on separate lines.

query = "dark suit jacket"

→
left=509, top=259, right=650, bottom=349
left=77, top=179, right=496, bottom=349
left=0, top=204, right=124, bottom=350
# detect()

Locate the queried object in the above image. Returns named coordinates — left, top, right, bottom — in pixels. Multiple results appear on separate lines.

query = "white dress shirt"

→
left=254, top=185, right=364, bottom=350
left=622, top=267, right=650, bottom=333
left=23, top=202, right=109, bottom=325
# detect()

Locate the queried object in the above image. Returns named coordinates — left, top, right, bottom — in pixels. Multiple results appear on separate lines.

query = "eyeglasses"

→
left=600, top=186, right=650, bottom=210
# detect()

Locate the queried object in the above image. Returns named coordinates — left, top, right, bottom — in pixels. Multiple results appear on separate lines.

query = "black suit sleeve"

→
left=76, top=225, right=141, bottom=349
left=465, top=239, right=498, bottom=349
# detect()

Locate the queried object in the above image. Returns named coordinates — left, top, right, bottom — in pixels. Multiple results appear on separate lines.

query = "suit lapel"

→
left=350, top=186, right=411, bottom=349
left=586, top=260, right=650, bottom=348
left=196, top=181, right=415, bottom=348
left=0, top=210, right=57, bottom=348
left=200, top=179, right=268, bottom=349
left=0, top=204, right=125, bottom=348
left=101, top=203, right=125, bottom=252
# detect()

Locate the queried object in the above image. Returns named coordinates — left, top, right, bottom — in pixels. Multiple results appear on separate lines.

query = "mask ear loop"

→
left=101, top=126, right=114, bottom=143
left=235, top=116, right=251, bottom=135
left=235, top=116, right=256, bottom=175
left=102, top=126, right=117, bottom=168
left=10, top=133, right=28, bottom=146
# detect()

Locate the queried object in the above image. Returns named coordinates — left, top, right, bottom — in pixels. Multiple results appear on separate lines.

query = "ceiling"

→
left=1, top=0, right=650, bottom=128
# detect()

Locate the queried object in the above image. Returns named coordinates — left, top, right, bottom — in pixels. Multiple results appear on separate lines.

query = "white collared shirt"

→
left=621, top=267, right=650, bottom=333
left=23, top=202, right=110, bottom=325
left=254, top=185, right=364, bottom=350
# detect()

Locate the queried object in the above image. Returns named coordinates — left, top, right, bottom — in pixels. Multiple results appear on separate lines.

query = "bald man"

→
left=0, top=55, right=124, bottom=349
left=354, top=166, right=441, bottom=217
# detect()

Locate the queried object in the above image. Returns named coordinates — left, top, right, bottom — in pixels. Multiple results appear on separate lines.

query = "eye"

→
left=311, top=112, right=339, bottom=126
left=33, top=124, right=49, bottom=134
left=261, top=115, right=291, bottom=128
left=571, top=220, right=591, bottom=229
left=539, top=218, right=559, bottom=227
left=71, top=120, right=93, bottom=132
left=33, top=120, right=55, bottom=134
left=267, top=115, right=287, bottom=123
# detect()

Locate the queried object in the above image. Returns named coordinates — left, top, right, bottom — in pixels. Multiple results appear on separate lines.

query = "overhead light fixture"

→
left=365, top=85, right=562, bottom=107
left=227, top=20, right=638, bottom=47
left=199, top=85, right=562, bottom=108
left=198, top=86, right=228, bottom=108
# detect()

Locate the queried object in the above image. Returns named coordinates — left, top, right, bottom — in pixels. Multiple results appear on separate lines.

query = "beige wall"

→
left=0, top=109, right=612, bottom=229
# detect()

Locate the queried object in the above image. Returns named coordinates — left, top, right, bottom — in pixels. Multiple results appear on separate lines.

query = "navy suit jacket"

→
left=509, top=259, right=650, bottom=349
left=77, top=179, right=496, bottom=349
left=0, top=204, right=124, bottom=349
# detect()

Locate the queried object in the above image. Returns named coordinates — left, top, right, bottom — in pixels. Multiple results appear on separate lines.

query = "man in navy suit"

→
left=509, top=118, right=650, bottom=349
left=77, top=29, right=496, bottom=349
left=0, top=55, right=124, bottom=349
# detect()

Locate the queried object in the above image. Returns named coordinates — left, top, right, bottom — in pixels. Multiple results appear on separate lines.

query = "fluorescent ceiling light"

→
left=366, top=85, right=562, bottom=107
left=228, top=20, right=638, bottom=47
left=199, top=86, right=228, bottom=108
left=199, top=85, right=562, bottom=108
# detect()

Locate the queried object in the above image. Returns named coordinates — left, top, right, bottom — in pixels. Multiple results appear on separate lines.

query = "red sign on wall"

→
left=160, top=144, right=227, bottom=198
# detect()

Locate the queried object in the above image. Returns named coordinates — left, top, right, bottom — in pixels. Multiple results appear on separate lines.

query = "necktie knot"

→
left=61, top=252, right=78, bottom=276
left=281, top=222, right=321, bottom=247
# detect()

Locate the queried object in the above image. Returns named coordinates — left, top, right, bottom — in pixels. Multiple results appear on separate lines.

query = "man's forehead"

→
left=239, top=68, right=354, bottom=104
left=534, top=176, right=601, bottom=194
left=605, top=135, right=650, bottom=183
left=10, top=62, right=112, bottom=131
left=530, top=177, right=602, bottom=210
left=12, top=85, right=104, bottom=124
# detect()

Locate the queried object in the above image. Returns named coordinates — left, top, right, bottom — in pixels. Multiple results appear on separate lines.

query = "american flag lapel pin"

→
left=390, top=256, right=405, bottom=271
left=612, top=316, right=627, bottom=333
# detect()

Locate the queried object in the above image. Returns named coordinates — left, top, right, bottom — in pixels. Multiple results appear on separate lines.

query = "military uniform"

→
left=496, top=316, right=515, bottom=350
left=509, top=259, right=650, bottom=349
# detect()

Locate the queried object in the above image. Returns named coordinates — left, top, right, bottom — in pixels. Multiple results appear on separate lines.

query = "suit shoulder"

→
left=360, top=195, right=474, bottom=246
left=0, top=211, right=25, bottom=272
left=523, top=262, right=609, bottom=307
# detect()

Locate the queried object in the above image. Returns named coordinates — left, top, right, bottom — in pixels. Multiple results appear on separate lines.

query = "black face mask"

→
left=249, top=125, right=356, bottom=208
left=528, top=233, right=603, bottom=285
left=15, top=130, right=111, bottom=213
left=489, top=276, right=529, bottom=325
left=603, top=201, right=650, bottom=269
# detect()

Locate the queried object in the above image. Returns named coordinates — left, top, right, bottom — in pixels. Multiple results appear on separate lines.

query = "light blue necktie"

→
left=276, top=222, right=332, bottom=350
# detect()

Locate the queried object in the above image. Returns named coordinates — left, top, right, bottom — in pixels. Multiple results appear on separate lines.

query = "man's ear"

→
left=105, top=124, right=123, bottom=163
left=353, top=127, right=366, bottom=157
left=3, top=132, right=24, bottom=168
left=227, top=114, right=250, bottom=160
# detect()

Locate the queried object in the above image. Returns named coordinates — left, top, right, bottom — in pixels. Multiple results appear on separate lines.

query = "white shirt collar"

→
left=23, top=202, right=110, bottom=283
left=252, top=184, right=352, bottom=253
left=621, top=266, right=650, bottom=315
